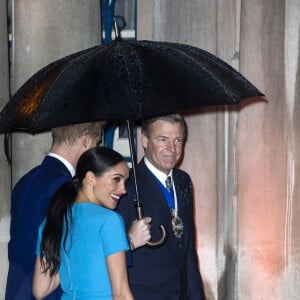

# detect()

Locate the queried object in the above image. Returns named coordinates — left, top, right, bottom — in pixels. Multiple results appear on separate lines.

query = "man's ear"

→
left=81, top=135, right=90, bottom=150
left=141, top=132, right=148, bottom=149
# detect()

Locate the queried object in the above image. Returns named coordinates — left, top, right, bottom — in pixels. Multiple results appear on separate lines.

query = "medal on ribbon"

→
left=156, top=176, right=184, bottom=238
left=171, top=209, right=184, bottom=238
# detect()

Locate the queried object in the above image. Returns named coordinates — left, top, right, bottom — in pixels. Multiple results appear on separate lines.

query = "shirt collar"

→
left=47, top=152, right=76, bottom=177
left=144, top=156, right=173, bottom=185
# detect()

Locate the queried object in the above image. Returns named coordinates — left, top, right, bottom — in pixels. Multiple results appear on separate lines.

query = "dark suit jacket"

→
left=6, top=156, right=71, bottom=300
left=117, top=158, right=205, bottom=300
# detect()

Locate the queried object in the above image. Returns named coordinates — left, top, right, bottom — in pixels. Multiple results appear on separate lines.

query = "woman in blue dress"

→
left=32, top=146, right=133, bottom=300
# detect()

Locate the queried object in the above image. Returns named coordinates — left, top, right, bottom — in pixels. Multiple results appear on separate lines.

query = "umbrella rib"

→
left=118, top=43, right=142, bottom=119
left=166, top=45, right=238, bottom=101
left=32, top=46, right=106, bottom=129
left=143, top=40, right=255, bottom=103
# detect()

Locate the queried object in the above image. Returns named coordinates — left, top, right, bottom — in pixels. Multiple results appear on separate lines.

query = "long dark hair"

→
left=40, top=146, right=125, bottom=276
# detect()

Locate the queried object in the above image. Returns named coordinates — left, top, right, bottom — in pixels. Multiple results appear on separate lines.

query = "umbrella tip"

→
left=113, top=18, right=121, bottom=40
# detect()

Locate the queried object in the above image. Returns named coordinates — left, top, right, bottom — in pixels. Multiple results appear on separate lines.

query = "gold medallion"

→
left=171, top=209, right=184, bottom=238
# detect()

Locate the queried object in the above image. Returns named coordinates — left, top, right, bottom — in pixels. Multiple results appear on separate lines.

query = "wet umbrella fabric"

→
left=0, top=38, right=263, bottom=134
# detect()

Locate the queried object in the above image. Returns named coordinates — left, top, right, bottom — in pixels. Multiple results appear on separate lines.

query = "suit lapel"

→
left=173, top=169, right=182, bottom=214
left=138, top=159, right=172, bottom=216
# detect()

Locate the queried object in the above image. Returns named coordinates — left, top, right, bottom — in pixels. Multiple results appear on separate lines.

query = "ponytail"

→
left=40, top=177, right=79, bottom=276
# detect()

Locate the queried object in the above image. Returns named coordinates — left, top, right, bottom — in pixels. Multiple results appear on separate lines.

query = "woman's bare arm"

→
left=32, top=256, right=60, bottom=300
left=106, top=251, right=134, bottom=300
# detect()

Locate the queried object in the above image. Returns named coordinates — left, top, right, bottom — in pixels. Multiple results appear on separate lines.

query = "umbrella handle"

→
left=135, top=204, right=167, bottom=248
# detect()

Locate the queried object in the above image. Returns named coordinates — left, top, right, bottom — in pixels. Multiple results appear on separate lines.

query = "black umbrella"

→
left=0, top=31, right=264, bottom=246
left=0, top=39, right=263, bottom=133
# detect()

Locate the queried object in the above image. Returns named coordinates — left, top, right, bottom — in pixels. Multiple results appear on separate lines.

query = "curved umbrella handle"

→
left=136, top=204, right=167, bottom=248
left=126, top=119, right=167, bottom=248
left=146, top=225, right=167, bottom=248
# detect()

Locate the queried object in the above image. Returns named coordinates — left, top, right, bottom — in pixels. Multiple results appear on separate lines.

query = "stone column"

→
left=1, top=0, right=101, bottom=294
left=238, top=0, right=300, bottom=299
left=11, top=0, right=101, bottom=185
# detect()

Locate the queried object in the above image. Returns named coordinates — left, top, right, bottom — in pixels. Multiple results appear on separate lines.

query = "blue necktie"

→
left=165, top=176, right=173, bottom=192
left=165, top=176, right=174, bottom=208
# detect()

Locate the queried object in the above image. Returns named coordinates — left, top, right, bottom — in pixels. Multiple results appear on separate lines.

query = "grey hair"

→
left=141, top=114, right=187, bottom=138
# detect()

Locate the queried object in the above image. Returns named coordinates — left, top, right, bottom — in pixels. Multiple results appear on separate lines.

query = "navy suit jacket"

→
left=6, top=156, right=71, bottom=300
left=117, top=158, right=205, bottom=300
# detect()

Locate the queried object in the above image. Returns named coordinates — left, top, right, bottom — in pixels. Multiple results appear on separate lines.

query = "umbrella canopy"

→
left=0, top=37, right=263, bottom=134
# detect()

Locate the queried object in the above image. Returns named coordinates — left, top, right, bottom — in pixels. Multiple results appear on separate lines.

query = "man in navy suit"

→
left=5, top=122, right=105, bottom=300
left=117, top=114, right=205, bottom=299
